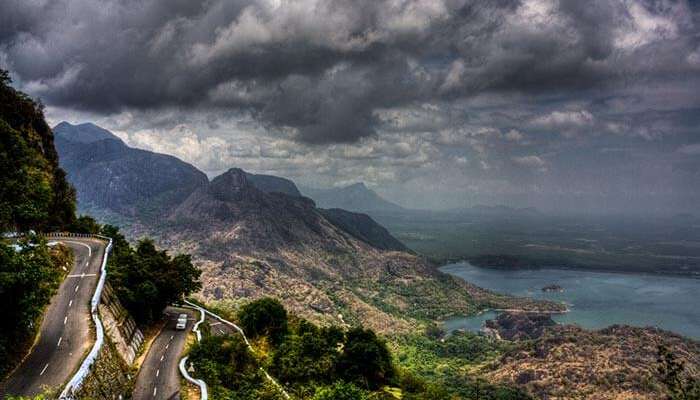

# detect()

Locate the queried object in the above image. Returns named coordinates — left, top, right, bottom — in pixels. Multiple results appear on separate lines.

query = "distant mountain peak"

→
left=300, top=182, right=404, bottom=214
left=53, top=121, right=123, bottom=144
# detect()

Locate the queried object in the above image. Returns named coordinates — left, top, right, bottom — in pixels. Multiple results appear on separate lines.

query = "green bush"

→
left=312, top=381, right=370, bottom=400
left=238, top=297, right=289, bottom=344
left=339, top=328, right=394, bottom=390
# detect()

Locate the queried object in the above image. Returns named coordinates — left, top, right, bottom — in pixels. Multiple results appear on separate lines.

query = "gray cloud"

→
left=3, top=0, right=700, bottom=213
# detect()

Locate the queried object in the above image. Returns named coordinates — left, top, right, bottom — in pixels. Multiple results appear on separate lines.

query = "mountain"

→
left=53, top=121, right=122, bottom=144
left=157, top=168, right=560, bottom=332
left=53, top=121, right=561, bottom=333
left=300, top=183, right=405, bottom=213
left=0, top=71, right=75, bottom=231
left=318, top=208, right=408, bottom=252
left=244, top=172, right=302, bottom=197
left=54, top=122, right=208, bottom=220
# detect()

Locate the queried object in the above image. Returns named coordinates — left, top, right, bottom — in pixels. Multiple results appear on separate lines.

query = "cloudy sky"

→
left=2, top=0, right=699, bottom=213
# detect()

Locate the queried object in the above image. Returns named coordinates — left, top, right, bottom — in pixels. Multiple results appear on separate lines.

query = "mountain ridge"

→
left=300, top=182, right=405, bottom=213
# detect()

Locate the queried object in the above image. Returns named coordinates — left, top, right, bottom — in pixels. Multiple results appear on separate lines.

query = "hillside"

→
left=319, top=208, right=408, bottom=252
left=301, top=182, right=405, bottom=213
left=482, top=313, right=700, bottom=399
left=245, top=172, right=302, bottom=197
left=137, top=167, right=561, bottom=333
left=54, top=121, right=208, bottom=220
left=0, top=71, right=75, bottom=232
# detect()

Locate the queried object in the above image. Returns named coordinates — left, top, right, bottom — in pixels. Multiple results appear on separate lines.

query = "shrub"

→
left=238, top=297, right=289, bottom=344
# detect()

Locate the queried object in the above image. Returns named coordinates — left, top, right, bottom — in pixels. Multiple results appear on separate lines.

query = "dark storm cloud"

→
left=3, top=0, right=697, bottom=144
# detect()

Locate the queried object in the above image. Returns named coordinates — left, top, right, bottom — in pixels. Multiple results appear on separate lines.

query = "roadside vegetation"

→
left=98, top=223, right=201, bottom=325
left=0, top=70, right=75, bottom=233
left=188, top=297, right=527, bottom=400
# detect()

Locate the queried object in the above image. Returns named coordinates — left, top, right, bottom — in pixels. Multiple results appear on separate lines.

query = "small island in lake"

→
left=542, top=284, right=564, bottom=293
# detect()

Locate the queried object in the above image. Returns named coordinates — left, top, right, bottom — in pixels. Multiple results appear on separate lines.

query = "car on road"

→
left=176, top=314, right=188, bottom=330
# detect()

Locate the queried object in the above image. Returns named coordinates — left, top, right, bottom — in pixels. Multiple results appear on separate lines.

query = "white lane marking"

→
left=219, top=329, right=225, bottom=334
left=60, top=240, right=92, bottom=259
left=57, top=337, right=62, bottom=347
left=40, top=363, right=49, bottom=376
left=68, top=300, right=73, bottom=307
left=169, top=335, right=174, bottom=340
left=160, top=354, right=164, bottom=362
left=74, top=285, right=79, bottom=292
left=165, top=344, right=169, bottom=350
left=64, top=316, right=68, bottom=325
left=66, top=273, right=97, bottom=278
left=156, top=369, right=160, bottom=377
left=153, top=387, right=157, bottom=397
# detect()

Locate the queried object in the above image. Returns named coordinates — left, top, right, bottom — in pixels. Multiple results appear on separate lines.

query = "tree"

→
left=0, top=69, right=75, bottom=232
left=188, top=334, right=264, bottom=398
left=658, top=345, right=700, bottom=400
left=338, top=328, right=394, bottom=390
left=312, top=382, right=370, bottom=400
left=238, top=297, right=289, bottom=344
left=105, top=228, right=201, bottom=324
left=69, top=215, right=101, bottom=234
left=271, top=320, right=344, bottom=386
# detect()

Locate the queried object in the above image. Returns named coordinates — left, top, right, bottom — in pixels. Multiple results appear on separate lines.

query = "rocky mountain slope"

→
left=52, top=123, right=561, bottom=333
left=244, top=172, right=302, bottom=197
left=318, top=208, right=408, bottom=252
left=300, top=182, right=405, bottom=213
left=54, top=122, right=208, bottom=220
left=483, top=313, right=700, bottom=399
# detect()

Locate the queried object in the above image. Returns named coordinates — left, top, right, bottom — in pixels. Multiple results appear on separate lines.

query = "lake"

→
left=440, top=261, right=700, bottom=339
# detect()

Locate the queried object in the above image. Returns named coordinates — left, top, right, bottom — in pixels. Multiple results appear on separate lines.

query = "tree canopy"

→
left=104, top=225, right=201, bottom=324
left=0, top=69, right=75, bottom=232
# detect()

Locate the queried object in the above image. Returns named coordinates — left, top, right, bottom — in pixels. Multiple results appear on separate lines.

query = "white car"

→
left=176, top=314, right=188, bottom=330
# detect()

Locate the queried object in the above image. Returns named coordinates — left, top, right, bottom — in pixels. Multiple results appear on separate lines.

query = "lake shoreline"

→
left=440, top=261, right=700, bottom=339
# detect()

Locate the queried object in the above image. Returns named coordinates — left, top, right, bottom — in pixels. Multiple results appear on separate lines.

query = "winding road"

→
left=0, top=237, right=107, bottom=398
left=132, top=307, right=195, bottom=400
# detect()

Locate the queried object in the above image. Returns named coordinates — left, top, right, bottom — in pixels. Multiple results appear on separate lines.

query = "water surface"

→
left=441, top=262, right=700, bottom=339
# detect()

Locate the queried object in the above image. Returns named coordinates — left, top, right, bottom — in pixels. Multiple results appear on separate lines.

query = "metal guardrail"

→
left=183, top=300, right=291, bottom=399
left=180, top=303, right=208, bottom=399
left=34, top=233, right=114, bottom=400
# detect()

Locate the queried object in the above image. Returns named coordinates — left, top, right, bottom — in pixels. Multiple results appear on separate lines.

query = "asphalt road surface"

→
left=0, top=237, right=106, bottom=398
left=132, top=307, right=194, bottom=400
